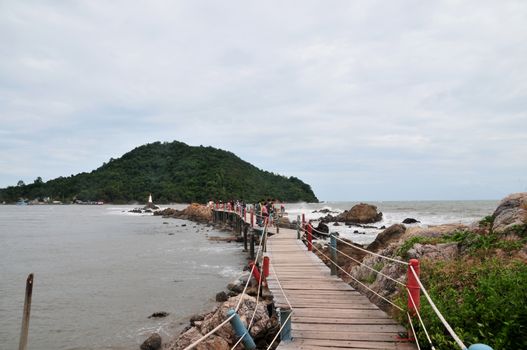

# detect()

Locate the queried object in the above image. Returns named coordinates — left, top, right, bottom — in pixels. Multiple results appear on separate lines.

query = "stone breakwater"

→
left=143, top=204, right=279, bottom=350
left=154, top=203, right=213, bottom=223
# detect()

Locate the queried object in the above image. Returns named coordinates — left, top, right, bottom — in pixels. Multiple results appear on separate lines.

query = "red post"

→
left=263, top=256, right=269, bottom=278
left=407, top=259, right=420, bottom=316
left=249, top=261, right=262, bottom=283
left=250, top=209, right=254, bottom=228
left=307, top=223, right=313, bottom=251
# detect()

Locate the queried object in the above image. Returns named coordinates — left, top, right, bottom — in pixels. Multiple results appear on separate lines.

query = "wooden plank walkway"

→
left=266, top=227, right=416, bottom=350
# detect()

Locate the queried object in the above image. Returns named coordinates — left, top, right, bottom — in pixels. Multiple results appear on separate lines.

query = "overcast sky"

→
left=1, top=1, right=526, bottom=201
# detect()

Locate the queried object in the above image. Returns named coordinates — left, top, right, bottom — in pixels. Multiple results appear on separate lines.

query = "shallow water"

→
left=0, top=205, right=245, bottom=350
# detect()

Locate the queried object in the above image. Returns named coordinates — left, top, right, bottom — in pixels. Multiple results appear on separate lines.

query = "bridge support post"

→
left=407, top=259, right=420, bottom=316
left=250, top=209, right=254, bottom=228
left=250, top=233, right=255, bottom=260
left=243, top=225, right=248, bottom=252
left=330, top=232, right=337, bottom=275
left=296, top=215, right=300, bottom=239
left=277, top=307, right=292, bottom=341
left=226, top=309, right=256, bottom=350
left=307, top=224, right=313, bottom=252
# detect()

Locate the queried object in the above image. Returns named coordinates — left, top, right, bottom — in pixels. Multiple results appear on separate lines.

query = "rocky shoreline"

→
left=139, top=204, right=280, bottom=350
left=140, top=194, right=527, bottom=349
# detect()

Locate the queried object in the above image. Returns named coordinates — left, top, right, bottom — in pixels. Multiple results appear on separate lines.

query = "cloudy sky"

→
left=1, top=1, right=526, bottom=201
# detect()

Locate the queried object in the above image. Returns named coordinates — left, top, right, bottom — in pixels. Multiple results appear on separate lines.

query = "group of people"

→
left=207, top=198, right=286, bottom=227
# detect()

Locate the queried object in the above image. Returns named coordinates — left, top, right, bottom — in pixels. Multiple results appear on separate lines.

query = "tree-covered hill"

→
left=0, top=141, right=318, bottom=204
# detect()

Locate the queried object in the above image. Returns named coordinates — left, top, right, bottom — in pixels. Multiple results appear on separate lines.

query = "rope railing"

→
left=334, top=234, right=409, bottom=265
left=296, top=217, right=486, bottom=350
left=210, top=208, right=490, bottom=350
left=184, top=211, right=270, bottom=350
left=409, top=265, right=466, bottom=350
left=308, top=240, right=404, bottom=312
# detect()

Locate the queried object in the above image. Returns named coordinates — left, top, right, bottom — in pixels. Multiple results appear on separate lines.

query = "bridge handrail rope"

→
left=307, top=238, right=404, bottom=312
left=329, top=243, right=406, bottom=287
left=262, top=261, right=295, bottom=349
left=299, top=225, right=408, bottom=265
left=409, top=265, right=466, bottom=350
left=230, top=258, right=265, bottom=350
left=299, top=217, right=471, bottom=350
left=334, top=234, right=409, bottom=265
left=184, top=211, right=270, bottom=350
left=183, top=314, right=236, bottom=350
left=407, top=312, right=421, bottom=350
left=406, top=286, right=435, bottom=349
left=235, top=222, right=268, bottom=311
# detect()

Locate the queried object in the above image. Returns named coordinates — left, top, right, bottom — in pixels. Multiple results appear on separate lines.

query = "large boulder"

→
left=336, top=203, right=383, bottom=224
left=492, top=193, right=527, bottom=234
left=367, top=224, right=406, bottom=252
left=140, top=333, right=162, bottom=350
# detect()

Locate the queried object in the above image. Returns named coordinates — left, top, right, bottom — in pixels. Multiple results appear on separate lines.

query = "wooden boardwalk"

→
left=266, top=227, right=416, bottom=350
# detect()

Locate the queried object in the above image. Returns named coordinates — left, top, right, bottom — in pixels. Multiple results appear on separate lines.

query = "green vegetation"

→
left=0, top=141, right=318, bottom=204
left=395, top=227, right=527, bottom=349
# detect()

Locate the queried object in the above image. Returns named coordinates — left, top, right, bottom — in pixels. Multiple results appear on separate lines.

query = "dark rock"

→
left=140, top=333, right=162, bottom=350
left=336, top=203, right=383, bottom=224
left=380, top=225, right=386, bottom=229
left=215, top=291, right=228, bottom=302
left=189, top=313, right=204, bottom=326
left=314, top=222, right=329, bottom=236
left=367, top=224, right=406, bottom=252
left=354, top=230, right=359, bottom=233
left=402, top=218, right=420, bottom=224
left=319, top=214, right=337, bottom=223
left=333, top=222, right=340, bottom=226
left=168, top=233, right=174, bottom=236
left=148, top=311, right=169, bottom=319
left=181, top=224, right=187, bottom=227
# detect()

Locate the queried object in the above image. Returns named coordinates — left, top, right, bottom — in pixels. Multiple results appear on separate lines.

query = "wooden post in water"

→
left=18, top=273, right=34, bottom=350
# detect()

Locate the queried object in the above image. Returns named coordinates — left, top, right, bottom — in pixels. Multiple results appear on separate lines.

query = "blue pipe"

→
left=226, top=309, right=256, bottom=350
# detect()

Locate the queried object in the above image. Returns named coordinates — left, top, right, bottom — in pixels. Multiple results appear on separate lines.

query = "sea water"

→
left=0, top=205, right=245, bottom=350
left=284, top=200, right=499, bottom=244
left=0, top=200, right=498, bottom=349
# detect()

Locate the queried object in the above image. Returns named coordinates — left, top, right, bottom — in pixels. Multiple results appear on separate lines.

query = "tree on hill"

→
left=0, top=141, right=319, bottom=204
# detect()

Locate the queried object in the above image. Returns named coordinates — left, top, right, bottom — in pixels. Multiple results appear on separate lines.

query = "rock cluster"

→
left=167, top=294, right=278, bottom=350
left=154, top=204, right=212, bottom=223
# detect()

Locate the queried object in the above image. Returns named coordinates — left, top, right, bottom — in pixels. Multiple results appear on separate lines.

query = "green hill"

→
left=0, top=141, right=318, bottom=204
